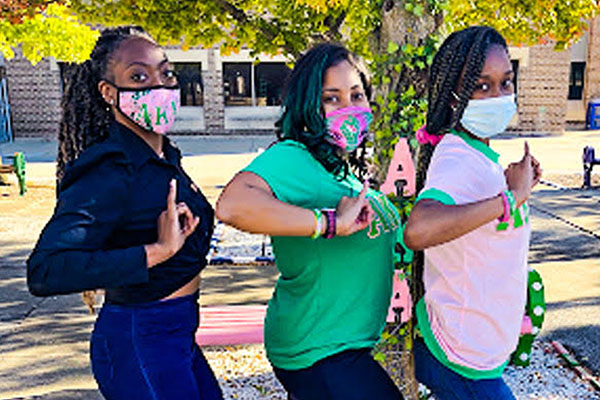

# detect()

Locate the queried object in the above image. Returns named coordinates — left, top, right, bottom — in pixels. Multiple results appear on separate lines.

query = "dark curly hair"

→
left=57, top=26, right=155, bottom=182
left=276, top=43, right=372, bottom=179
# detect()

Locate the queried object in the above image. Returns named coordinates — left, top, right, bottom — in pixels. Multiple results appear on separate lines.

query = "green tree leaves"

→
left=447, top=0, right=599, bottom=50
left=0, top=3, right=98, bottom=64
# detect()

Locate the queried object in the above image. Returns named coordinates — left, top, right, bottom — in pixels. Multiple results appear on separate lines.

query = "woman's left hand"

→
left=146, top=180, right=200, bottom=268
left=335, top=181, right=374, bottom=236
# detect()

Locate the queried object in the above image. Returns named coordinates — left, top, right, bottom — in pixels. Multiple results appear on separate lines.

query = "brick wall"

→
left=515, top=42, right=570, bottom=134
left=203, top=47, right=225, bottom=134
left=584, top=16, right=600, bottom=110
left=5, top=49, right=62, bottom=139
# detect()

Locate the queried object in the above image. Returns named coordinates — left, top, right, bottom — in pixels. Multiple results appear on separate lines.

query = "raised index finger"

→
left=167, top=179, right=177, bottom=213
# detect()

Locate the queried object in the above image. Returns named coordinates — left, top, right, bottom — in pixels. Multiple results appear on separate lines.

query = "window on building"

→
left=255, top=63, right=291, bottom=106
left=174, top=63, right=203, bottom=106
left=223, top=63, right=252, bottom=106
left=223, top=62, right=291, bottom=106
left=568, top=62, right=585, bottom=100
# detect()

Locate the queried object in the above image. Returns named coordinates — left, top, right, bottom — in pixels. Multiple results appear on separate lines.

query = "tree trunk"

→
left=369, top=3, right=442, bottom=399
left=370, top=2, right=441, bottom=183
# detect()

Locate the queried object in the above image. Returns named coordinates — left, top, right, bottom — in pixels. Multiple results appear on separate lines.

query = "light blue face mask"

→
left=459, top=94, right=517, bottom=139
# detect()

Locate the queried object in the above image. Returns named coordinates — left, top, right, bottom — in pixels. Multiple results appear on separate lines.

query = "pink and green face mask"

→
left=324, top=106, right=373, bottom=152
left=116, top=86, right=180, bottom=135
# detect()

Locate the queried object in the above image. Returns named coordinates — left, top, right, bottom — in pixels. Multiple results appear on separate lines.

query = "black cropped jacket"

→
left=27, top=122, right=214, bottom=304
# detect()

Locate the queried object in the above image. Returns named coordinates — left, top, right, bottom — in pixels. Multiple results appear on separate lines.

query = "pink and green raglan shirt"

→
left=416, top=130, right=531, bottom=379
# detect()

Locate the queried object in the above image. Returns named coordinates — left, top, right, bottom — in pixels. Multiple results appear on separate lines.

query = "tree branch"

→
left=325, top=9, right=347, bottom=40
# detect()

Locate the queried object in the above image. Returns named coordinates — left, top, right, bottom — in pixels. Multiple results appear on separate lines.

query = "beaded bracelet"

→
left=498, top=190, right=517, bottom=222
left=311, top=209, right=323, bottom=240
left=322, top=209, right=336, bottom=239
left=506, top=190, right=517, bottom=215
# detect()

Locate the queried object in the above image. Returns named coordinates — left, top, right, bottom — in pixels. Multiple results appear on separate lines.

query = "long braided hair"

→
left=57, top=26, right=155, bottom=182
left=57, top=27, right=156, bottom=314
left=412, top=26, right=508, bottom=301
left=276, top=43, right=372, bottom=179
left=416, top=26, right=508, bottom=193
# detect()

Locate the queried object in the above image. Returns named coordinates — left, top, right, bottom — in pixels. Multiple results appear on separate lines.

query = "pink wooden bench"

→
left=196, top=305, right=266, bottom=346
left=196, top=274, right=412, bottom=347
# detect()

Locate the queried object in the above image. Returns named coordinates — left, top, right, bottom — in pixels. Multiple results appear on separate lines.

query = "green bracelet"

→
left=311, top=209, right=323, bottom=240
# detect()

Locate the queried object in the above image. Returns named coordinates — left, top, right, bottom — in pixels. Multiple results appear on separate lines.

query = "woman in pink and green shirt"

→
left=404, top=26, right=542, bottom=400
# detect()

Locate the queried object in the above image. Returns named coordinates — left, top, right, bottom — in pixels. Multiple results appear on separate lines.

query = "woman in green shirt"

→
left=216, top=43, right=403, bottom=400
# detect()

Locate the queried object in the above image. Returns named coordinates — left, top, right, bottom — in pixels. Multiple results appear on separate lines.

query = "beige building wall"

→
left=203, top=47, right=226, bottom=134
left=513, top=42, right=571, bottom=133
left=585, top=17, right=600, bottom=114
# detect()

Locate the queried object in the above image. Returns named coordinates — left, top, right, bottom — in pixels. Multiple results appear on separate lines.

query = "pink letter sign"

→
left=379, top=138, right=416, bottom=197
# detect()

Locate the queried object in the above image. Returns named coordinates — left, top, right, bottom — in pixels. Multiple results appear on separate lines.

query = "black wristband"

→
left=322, top=209, right=336, bottom=239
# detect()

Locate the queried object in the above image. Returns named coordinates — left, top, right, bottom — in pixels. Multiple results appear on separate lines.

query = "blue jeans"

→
left=414, top=338, right=516, bottom=400
left=90, top=293, right=223, bottom=400
left=273, top=348, right=404, bottom=400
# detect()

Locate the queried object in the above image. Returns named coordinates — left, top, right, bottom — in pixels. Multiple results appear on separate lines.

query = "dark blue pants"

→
left=273, top=348, right=404, bottom=400
left=90, top=293, right=223, bottom=400
left=414, top=338, right=516, bottom=400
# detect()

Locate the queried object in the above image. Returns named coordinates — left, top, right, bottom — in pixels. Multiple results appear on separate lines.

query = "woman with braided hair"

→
left=27, top=26, right=223, bottom=399
left=403, top=26, right=542, bottom=399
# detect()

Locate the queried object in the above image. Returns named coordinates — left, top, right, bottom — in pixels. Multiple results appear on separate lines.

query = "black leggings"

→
left=273, top=348, right=404, bottom=400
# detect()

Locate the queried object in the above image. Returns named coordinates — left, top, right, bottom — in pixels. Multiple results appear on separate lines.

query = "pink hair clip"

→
left=416, top=124, right=442, bottom=146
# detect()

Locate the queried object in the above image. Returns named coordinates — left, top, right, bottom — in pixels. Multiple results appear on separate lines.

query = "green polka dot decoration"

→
left=510, top=268, right=546, bottom=367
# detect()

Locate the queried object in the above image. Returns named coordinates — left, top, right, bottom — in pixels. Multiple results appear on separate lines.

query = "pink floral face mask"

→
left=115, top=86, right=180, bottom=134
left=324, top=106, right=373, bottom=152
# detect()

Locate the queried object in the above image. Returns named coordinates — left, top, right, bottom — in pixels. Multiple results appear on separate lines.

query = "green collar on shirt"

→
left=449, top=129, right=500, bottom=164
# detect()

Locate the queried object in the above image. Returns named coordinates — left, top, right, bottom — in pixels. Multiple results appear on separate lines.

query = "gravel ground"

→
left=206, top=224, right=600, bottom=400
left=203, top=341, right=600, bottom=400
left=210, top=222, right=273, bottom=260
left=504, top=342, right=600, bottom=400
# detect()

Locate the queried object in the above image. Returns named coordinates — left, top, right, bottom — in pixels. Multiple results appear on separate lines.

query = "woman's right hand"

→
left=145, top=180, right=200, bottom=268
left=335, top=181, right=374, bottom=236
left=505, top=142, right=535, bottom=207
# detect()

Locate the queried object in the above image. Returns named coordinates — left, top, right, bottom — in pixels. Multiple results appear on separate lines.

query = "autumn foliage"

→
left=0, top=0, right=65, bottom=24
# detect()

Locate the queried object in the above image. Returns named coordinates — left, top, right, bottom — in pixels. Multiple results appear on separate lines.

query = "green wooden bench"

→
left=0, top=152, right=26, bottom=195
